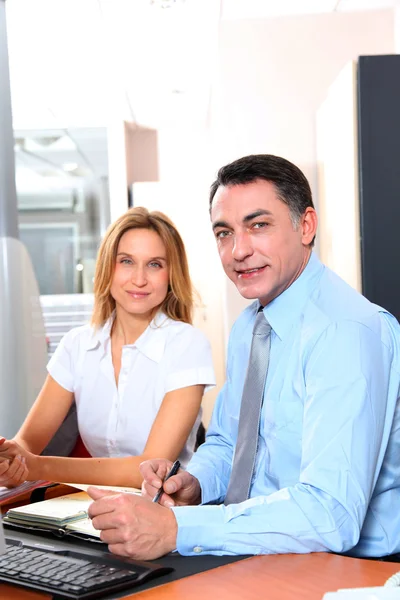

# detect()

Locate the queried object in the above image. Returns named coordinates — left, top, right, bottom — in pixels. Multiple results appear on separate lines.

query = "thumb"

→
left=86, top=486, right=114, bottom=500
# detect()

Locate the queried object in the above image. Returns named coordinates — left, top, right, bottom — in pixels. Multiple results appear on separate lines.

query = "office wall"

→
left=132, top=126, right=226, bottom=427
left=210, top=9, right=395, bottom=331
left=395, top=8, right=400, bottom=52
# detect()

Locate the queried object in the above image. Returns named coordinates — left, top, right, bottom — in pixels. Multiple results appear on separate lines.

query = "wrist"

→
left=165, top=508, right=178, bottom=552
left=26, top=453, right=42, bottom=480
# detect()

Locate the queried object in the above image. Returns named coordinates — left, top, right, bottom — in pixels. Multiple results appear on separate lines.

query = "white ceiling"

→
left=5, top=0, right=400, bottom=189
left=221, top=0, right=400, bottom=19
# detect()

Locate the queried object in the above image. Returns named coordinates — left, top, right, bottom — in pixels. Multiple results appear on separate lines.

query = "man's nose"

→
left=232, top=233, right=253, bottom=261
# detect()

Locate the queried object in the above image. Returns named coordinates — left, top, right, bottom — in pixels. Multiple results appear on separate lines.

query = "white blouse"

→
left=47, top=313, right=215, bottom=466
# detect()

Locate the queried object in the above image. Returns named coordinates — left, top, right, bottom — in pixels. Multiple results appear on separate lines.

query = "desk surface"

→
left=1, top=552, right=400, bottom=600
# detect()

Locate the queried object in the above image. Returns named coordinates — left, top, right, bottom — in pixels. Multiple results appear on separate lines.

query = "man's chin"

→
left=235, top=286, right=260, bottom=301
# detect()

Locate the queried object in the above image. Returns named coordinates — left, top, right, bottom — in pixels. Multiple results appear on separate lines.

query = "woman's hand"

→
left=0, top=455, right=28, bottom=487
left=0, top=437, right=29, bottom=461
left=0, top=437, right=31, bottom=487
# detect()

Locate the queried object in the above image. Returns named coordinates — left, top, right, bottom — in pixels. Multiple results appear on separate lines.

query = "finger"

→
left=88, top=492, right=122, bottom=519
left=141, top=480, right=161, bottom=499
left=155, top=492, right=176, bottom=508
left=107, top=543, right=132, bottom=558
left=91, top=513, right=120, bottom=533
left=163, top=472, right=186, bottom=495
left=0, top=459, right=10, bottom=473
left=0, top=439, right=13, bottom=453
left=140, top=460, right=171, bottom=488
left=8, top=461, right=26, bottom=487
left=5, top=455, right=23, bottom=479
left=87, top=486, right=116, bottom=501
left=0, top=460, right=10, bottom=480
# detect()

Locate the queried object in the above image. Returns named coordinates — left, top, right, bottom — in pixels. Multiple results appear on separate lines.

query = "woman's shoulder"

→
left=59, top=322, right=100, bottom=351
left=156, top=315, right=210, bottom=347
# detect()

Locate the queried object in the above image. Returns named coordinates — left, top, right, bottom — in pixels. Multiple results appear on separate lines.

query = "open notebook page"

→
left=60, top=482, right=141, bottom=494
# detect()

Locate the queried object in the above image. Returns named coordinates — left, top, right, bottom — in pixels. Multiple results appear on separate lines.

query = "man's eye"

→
left=252, top=222, right=269, bottom=230
left=215, top=230, right=230, bottom=239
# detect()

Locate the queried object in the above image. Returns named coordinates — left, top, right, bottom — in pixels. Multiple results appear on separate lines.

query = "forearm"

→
left=173, top=483, right=361, bottom=556
left=13, top=434, right=40, bottom=455
left=27, top=455, right=147, bottom=487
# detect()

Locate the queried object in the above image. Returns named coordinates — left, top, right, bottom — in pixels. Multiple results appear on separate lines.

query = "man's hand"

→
left=140, top=459, right=201, bottom=507
left=87, top=487, right=178, bottom=560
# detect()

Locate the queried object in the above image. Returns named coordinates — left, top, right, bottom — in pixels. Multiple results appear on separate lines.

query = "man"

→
left=88, top=154, right=400, bottom=560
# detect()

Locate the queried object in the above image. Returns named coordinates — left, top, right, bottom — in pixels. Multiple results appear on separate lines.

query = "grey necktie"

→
left=224, top=309, right=271, bottom=505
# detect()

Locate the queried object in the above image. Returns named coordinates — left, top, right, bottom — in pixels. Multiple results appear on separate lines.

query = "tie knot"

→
left=253, top=310, right=271, bottom=337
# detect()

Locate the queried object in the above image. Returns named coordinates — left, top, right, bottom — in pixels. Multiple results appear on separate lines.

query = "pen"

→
left=152, top=460, right=181, bottom=504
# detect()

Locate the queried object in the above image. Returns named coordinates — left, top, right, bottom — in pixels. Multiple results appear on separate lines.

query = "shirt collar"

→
left=85, top=317, right=113, bottom=351
left=262, top=251, right=324, bottom=341
left=85, top=311, right=168, bottom=363
left=133, top=312, right=168, bottom=363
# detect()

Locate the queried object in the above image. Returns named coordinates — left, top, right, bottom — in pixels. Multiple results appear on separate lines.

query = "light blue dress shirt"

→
left=172, top=252, right=400, bottom=557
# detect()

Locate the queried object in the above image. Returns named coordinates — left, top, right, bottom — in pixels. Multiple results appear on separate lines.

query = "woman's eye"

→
left=149, top=262, right=162, bottom=268
left=120, top=258, right=132, bottom=265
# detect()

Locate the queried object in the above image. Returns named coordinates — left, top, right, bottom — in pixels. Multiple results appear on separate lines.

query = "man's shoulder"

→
left=310, top=266, right=384, bottom=325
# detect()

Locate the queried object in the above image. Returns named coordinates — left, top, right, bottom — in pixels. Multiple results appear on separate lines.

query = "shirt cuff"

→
left=172, top=504, right=230, bottom=555
left=165, top=367, right=216, bottom=394
left=47, top=362, right=74, bottom=392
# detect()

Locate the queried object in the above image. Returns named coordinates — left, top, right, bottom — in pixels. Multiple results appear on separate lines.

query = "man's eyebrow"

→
left=212, top=209, right=273, bottom=231
left=243, top=209, right=273, bottom=223
left=212, top=220, right=229, bottom=231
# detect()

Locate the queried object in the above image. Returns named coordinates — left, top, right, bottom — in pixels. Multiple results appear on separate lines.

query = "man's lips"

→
left=236, top=266, right=267, bottom=279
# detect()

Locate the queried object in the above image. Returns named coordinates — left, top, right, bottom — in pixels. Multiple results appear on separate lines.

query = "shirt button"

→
left=193, top=546, right=203, bottom=554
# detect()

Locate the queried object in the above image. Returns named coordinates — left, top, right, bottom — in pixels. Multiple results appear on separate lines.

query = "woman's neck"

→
left=111, top=309, right=155, bottom=345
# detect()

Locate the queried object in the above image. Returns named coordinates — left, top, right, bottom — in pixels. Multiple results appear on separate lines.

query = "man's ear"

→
left=301, top=207, right=318, bottom=246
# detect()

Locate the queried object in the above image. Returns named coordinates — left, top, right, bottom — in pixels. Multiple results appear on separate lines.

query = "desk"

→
left=1, top=553, right=400, bottom=600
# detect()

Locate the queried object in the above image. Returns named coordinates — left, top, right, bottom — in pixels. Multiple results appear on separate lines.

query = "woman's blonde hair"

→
left=91, top=207, right=193, bottom=326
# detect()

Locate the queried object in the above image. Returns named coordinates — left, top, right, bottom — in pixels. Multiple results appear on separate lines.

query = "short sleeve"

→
left=47, top=328, right=77, bottom=392
left=164, top=326, right=216, bottom=394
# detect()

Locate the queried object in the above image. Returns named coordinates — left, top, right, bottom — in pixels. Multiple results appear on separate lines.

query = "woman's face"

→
left=110, top=228, right=169, bottom=320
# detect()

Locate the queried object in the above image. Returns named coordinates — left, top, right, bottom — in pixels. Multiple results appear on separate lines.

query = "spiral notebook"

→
left=3, top=483, right=141, bottom=542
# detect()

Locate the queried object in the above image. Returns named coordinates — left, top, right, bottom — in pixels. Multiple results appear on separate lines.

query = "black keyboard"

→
left=0, top=539, right=173, bottom=599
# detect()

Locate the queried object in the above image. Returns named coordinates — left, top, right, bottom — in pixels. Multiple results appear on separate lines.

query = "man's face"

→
left=211, top=180, right=317, bottom=306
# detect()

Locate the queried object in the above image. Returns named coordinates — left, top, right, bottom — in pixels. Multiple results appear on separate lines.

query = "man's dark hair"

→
left=209, top=154, right=315, bottom=228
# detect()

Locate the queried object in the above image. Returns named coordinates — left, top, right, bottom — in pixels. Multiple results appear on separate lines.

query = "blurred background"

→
left=3, top=0, right=400, bottom=424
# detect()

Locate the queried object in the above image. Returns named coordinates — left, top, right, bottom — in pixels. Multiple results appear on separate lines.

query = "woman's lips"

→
left=126, top=291, right=150, bottom=299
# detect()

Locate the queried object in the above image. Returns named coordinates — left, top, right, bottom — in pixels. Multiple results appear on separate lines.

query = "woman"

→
left=0, top=207, right=215, bottom=488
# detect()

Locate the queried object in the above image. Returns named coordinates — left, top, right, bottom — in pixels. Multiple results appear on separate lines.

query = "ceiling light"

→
left=62, top=162, right=78, bottom=172
left=32, top=136, right=62, bottom=147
